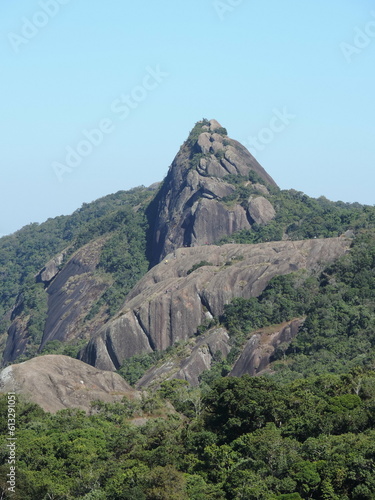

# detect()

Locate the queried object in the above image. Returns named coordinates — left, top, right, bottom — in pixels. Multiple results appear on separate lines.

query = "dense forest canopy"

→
left=1, top=365, right=375, bottom=499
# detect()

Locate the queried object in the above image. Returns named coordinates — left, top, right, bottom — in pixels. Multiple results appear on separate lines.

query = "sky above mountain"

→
left=1, top=0, right=374, bottom=236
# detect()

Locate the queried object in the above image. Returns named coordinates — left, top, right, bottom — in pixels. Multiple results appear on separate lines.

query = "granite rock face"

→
left=40, top=239, right=109, bottom=350
left=135, top=319, right=304, bottom=388
left=80, top=237, right=350, bottom=371
left=0, top=355, right=139, bottom=413
left=136, top=328, right=231, bottom=388
left=247, top=196, right=276, bottom=225
left=2, top=238, right=111, bottom=364
left=150, top=119, right=278, bottom=264
left=37, top=252, right=65, bottom=284
left=230, top=318, right=305, bottom=377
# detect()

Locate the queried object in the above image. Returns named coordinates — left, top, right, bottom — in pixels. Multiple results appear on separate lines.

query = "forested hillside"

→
left=0, top=186, right=155, bottom=362
left=1, top=121, right=375, bottom=366
left=1, top=366, right=375, bottom=499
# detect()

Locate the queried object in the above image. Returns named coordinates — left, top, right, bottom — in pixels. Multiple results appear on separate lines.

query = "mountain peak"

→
left=206, top=118, right=223, bottom=129
left=149, top=119, right=278, bottom=263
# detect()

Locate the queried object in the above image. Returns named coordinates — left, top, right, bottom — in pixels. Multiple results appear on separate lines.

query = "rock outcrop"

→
left=37, top=251, right=66, bottom=285
left=150, top=119, right=278, bottom=263
left=81, top=237, right=350, bottom=371
left=136, top=328, right=231, bottom=388
left=2, top=317, right=29, bottom=363
left=40, top=238, right=109, bottom=350
left=135, top=319, right=304, bottom=388
left=2, top=238, right=111, bottom=364
left=230, top=318, right=305, bottom=377
left=0, top=355, right=139, bottom=413
left=247, top=196, right=276, bottom=225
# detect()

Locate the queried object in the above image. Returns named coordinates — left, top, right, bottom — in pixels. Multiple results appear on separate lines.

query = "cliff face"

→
left=40, top=238, right=109, bottom=349
left=136, top=327, right=231, bottom=389
left=150, top=119, right=278, bottom=264
left=229, top=318, right=305, bottom=377
left=133, top=319, right=304, bottom=389
left=80, top=237, right=350, bottom=371
left=2, top=238, right=111, bottom=364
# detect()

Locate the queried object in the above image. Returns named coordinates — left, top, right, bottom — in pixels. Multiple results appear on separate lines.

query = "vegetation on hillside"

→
left=1, top=141, right=375, bottom=498
left=1, top=366, right=375, bottom=499
left=0, top=186, right=154, bottom=359
left=218, top=230, right=375, bottom=382
left=219, top=188, right=375, bottom=245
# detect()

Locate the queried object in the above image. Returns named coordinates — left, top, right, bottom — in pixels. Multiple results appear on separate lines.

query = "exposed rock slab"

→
left=2, top=316, right=29, bottom=363
left=2, top=238, right=111, bottom=365
left=230, top=318, right=305, bottom=377
left=37, top=251, right=68, bottom=284
left=0, top=355, right=139, bottom=413
left=136, top=327, right=231, bottom=388
left=40, top=238, right=109, bottom=350
left=247, top=196, right=276, bottom=225
left=81, top=238, right=350, bottom=371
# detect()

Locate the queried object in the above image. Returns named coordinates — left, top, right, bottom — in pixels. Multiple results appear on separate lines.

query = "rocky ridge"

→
left=133, top=318, right=304, bottom=389
left=80, top=237, right=350, bottom=371
left=0, top=118, right=360, bottom=412
left=3, top=238, right=111, bottom=364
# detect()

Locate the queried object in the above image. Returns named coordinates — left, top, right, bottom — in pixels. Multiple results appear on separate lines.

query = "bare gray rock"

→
left=0, top=355, right=139, bottom=413
left=38, top=252, right=65, bottom=284
left=40, top=238, right=109, bottom=350
left=2, top=238, right=111, bottom=365
left=150, top=119, right=278, bottom=263
left=208, top=119, right=223, bottom=131
left=81, top=238, right=350, bottom=371
left=230, top=318, right=304, bottom=377
left=136, top=328, right=231, bottom=388
left=253, top=183, right=269, bottom=195
left=197, top=132, right=212, bottom=154
left=2, top=317, right=29, bottom=363
left=247, top=196, right=276, bottom=225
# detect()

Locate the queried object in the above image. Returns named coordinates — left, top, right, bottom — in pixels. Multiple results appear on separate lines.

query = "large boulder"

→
left=247, top=196, right=276, bottom=225
left=0, top=355, right=139, bottom=413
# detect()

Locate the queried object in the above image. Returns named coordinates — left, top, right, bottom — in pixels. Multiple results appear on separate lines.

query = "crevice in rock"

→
left=220, top=159, right=235, bottom=175
left=105, top=333, right=121, bottom=370
left=197, top=291, right=214, bottom=318
left=168, top=300, right=173, bottom=347
left=134, top=311, right=156, bottom=352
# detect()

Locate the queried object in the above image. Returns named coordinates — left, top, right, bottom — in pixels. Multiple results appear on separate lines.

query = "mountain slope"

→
left=0, top=354, right=139, bottom=413
left=80, top=237, right=350, bottom=371
left=1, top=119, right=374, bottom=373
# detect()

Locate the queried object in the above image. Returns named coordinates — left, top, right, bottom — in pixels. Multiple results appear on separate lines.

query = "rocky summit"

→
left=150, top=119, right=278, bottom=264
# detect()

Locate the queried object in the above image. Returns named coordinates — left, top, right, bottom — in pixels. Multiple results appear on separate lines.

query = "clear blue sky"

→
left=1, top=0, right=374, bottom=236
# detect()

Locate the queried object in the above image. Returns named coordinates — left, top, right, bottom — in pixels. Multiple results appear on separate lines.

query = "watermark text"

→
left=244, top=107, right=296, bottom=154
left=213, top=0, right=246, bottom=21
left=8, top=0, right=73, bottom=54
left=7, top=393, right=16, bottom=493
left=340, top=11, right=375, bottom=63
left=52, top=65, right=169, bottom=182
